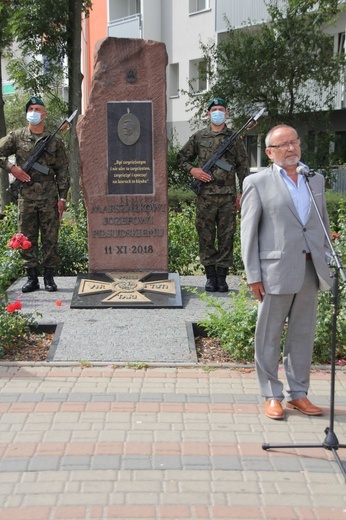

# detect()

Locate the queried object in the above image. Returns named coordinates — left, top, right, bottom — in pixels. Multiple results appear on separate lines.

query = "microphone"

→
left=296, top=166, right=316, bottom=177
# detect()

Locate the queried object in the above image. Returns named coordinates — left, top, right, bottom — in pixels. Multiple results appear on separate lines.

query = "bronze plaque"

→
left=70, top=272, right=182, bottom=309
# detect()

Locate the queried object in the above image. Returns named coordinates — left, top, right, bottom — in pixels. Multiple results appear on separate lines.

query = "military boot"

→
left=44, top=268, right=58, bottom=292
left=22, top=267, right=40, bottom=293
left=217, top=267, right=229, bottom=292
left=205, top=265, right=217, bottom=292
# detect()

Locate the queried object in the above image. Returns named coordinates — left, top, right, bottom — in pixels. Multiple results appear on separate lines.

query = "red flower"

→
left=6, top=301, right=22, bottom=313
left=11, top=240, right=21, bottom=249
left=8, top=234, right=31, bottom=250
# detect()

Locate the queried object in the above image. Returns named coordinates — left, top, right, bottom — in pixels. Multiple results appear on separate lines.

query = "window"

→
left=246, top=135, right=267, bottom=169
left=189, top=58, right=208, bottom=93
left=109, top=0, right=140, bottom=20
left=169, top=63, right=179, bottom=97
left=333, top=131, right=346, bottom=164
left=246, top=135, right=258, bottom=169
left=189, top=0, right=209, bottom=15
left=128, top=0, right=140, bottom=16
left=337, top=32, right=345, bottom=54
left=306, top=130, right=330, bottom=168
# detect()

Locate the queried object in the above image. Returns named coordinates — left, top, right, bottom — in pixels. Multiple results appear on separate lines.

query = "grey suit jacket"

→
left=240, top=165, right=332, bottom=294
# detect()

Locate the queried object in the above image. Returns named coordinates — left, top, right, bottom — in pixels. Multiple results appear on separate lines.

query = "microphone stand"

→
left=262, top=168, right=346, bottom=482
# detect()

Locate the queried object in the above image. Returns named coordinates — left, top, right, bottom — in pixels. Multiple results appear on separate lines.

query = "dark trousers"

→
left=18, top=197, right=60, bottom=269
left=196, top=193, right=236, bottom=267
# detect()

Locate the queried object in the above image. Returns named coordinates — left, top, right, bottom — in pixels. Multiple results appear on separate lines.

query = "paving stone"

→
left=0, top=354, right=345, bottom=519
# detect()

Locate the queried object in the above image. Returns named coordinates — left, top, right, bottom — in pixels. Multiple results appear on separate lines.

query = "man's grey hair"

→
left=265, top=125, right=298, bottom=148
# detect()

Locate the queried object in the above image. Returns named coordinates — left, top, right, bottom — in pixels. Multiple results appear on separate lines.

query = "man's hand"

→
left=235, top=194, right=242, bottom=212
left=190, top=167, right=212, bottom=183
left=250, top=281, right=265, bottom=302
left=57, top=200, right=65, bottom=220
left=11, top=165, right=31, bottom=182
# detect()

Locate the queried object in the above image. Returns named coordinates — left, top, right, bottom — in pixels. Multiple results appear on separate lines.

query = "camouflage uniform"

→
left=178, top=124, right=249, bottom=268
left=0, top=126, right=69, bottom=269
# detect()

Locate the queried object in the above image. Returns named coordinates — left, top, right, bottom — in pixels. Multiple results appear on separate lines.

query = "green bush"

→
left=326, top=190, right=345, bottom=231
left=167, top=131, right=190, bottom=190
left=192, top=281, right=257, bottom=363
left=0, top=212, right=40, bottom=358
left=314, top=203, right=346, bottom=363
left=168, top=203, right=202, bottom=274
left=57, top=202, right=88, bottom=275
left=168, top=187, right=196, bottom=211
left=0, top=204, right=24, bottom=294
left=231, top=216, right=243, bottom=275
left=0, top=302, right=39, bottom=358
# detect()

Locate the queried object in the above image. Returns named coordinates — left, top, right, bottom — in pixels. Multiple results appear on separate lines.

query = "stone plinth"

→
left=77, top=37, right=168, bottom=272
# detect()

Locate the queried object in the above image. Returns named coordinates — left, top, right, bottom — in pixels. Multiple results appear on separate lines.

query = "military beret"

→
left=25, top=96, right=45, bottom=112
left=207, top=97, right=227, bottom=111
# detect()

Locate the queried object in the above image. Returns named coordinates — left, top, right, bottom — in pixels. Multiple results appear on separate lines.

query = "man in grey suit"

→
left=241, top=124, right=332, bottom=420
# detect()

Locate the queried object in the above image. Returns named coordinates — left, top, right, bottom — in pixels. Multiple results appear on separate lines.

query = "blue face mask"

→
left=210, top=110, right=226, bottom=126
left=26, top=111, right=42, bottom=126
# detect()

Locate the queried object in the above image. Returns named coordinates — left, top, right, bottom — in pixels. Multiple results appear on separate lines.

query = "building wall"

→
left=164, top=0, right=216, bottom=145
left=80, top=0, right=346, bottom=160
left=81, top=0, right=108, bottom=109
left=142, top=0, right=162, bottom=41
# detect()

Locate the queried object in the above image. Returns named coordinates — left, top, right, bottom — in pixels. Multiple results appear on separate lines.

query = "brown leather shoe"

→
left=286, top=397, right=323, bottom=416
left=265, top=399, right=284, bottom=420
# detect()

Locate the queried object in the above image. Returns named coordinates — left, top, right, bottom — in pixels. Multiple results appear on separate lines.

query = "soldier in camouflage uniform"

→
left=0, top=96, right=69, bottom=292
left=177, top=97, right=249, bottom=292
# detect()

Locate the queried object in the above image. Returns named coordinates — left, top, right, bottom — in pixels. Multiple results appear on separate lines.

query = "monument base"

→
left=70, top=272, right=182, bottom=309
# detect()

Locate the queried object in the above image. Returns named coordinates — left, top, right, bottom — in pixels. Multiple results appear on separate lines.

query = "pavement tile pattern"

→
left=0, top=366, right=345, bottom=520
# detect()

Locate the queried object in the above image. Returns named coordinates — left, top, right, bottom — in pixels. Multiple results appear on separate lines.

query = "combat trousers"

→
left=18, top=197, right=60, bottom=269
left=195, top=193, right=236, bottom=267
left=254, top=259, right=319, bottom=402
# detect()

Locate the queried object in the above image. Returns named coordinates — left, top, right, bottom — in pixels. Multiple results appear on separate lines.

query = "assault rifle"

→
left=189, top=107, right=265, bottom=195
left=7, top=109, right=78, bottom=200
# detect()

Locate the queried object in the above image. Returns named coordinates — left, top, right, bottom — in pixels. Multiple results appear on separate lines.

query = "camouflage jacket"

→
left=0, top=126, right=69, bottom=200
left=177, top=124, right=249, bottom=196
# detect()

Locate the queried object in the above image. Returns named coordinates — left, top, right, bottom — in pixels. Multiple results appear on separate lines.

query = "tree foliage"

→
left=185, top=0, right=346, bottom=170
left=289, top=0, right=343, bottom=17
left=0, top=0, right=92, bottom=209
left=3, top=0, right=91, bottom=103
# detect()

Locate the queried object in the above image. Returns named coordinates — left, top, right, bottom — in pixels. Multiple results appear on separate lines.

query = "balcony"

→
left=108, top=14, right=141, bottom=39
left=215, top=0, right=270, bottom=32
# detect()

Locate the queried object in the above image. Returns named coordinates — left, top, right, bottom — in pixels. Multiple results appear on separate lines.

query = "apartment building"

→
left=2, top=1, right=346, bottom=170
left=80, top=0, right=346, bottom=170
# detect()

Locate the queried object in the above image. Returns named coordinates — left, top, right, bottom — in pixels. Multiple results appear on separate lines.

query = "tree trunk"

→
left=0, top=49, right=10, bottom=211
left=67, top=0, right=83, bottom=207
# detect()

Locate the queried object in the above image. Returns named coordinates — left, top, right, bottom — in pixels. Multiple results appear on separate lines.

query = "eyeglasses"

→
left=268, top=138, right=300, bottom=150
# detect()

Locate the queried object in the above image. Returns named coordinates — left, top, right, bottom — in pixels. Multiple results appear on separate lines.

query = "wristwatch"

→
left=60, top=198, right=67, bottom=203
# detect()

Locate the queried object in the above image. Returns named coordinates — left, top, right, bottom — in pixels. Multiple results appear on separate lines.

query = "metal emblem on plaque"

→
left=118, top=110, right=140, bottom=146
left=126, top=67, right=137, bottom=83
left=78, top=272, right=176, bottom=305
